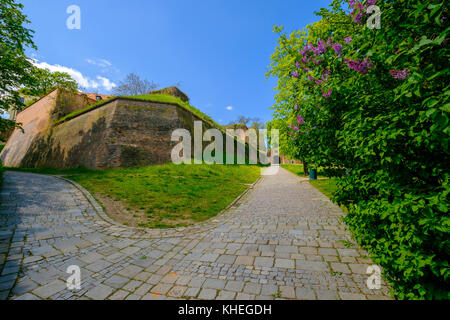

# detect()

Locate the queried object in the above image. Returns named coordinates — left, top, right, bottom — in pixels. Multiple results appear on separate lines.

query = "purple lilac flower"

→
left=297, top=115, right=305, bottom=125
left=390, top=69, right=410, bottom=80
left=332, top=43, right=343, bottom=56
left=322, top=89, right=333, bottom=99
left=292, top=71, right=299, bottom=78
left=315, top=79, right=323, bottom=85
left=294, top=105, right=299, bottom=110
left=314, top=39, right=327, bottom=55
left=366, top=0, right=378, bottom=6
left=296, top=61, right=300, bottom=69
left=344, top=58, right=373, bottom=74
left=344, top=37, right=352, bottom=44
left=301, top=56, right=310, bottom=64
left=293, top=126, right=300, bottom=131
left=308, top=74, right=314, bottom=82
left=313, top=59, right=322, bottom=65
left=327, top=38, right=332, bottom=46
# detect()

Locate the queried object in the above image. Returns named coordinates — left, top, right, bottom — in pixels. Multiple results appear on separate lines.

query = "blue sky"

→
left=20, top=0, right=330, bottom=125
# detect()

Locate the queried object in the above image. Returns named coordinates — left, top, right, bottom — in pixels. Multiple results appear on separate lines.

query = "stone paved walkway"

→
left=0, top=168, right=391, bottom=300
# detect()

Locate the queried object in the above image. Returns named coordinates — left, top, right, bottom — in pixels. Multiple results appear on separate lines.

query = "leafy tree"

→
left=0, top=0, right=36, bottom=132
left=112, top=73, right=158, bottom=96
left=19, top=67, right=78, bottom=97
left=268, top=0, right=449, bottom=299
left=249, top=118, right=266, bottom=130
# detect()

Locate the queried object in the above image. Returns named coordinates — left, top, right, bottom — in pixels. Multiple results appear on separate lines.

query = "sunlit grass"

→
left=8, top=164, right=260, bottom=228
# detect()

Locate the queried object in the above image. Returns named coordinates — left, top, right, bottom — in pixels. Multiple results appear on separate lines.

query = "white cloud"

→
left=97, top=76, right=117, bottom=91
left=86, top=58, right=112, bottom=68
left=226, top=106, right=233, bottom=111
left=31, top=60, right=117, bottom=92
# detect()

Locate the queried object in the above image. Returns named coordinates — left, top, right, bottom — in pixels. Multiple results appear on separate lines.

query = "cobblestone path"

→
left=0, top=168, right=391, bottom=300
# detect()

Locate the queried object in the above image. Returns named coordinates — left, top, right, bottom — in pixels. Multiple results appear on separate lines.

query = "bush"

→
left=269, top=0, right=449, bottom=299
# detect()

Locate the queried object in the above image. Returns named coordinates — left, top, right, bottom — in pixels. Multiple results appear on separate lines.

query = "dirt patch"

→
left=93, top=193, right=195, bottom=228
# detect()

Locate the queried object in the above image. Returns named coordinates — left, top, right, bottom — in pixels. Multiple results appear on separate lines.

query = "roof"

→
left=77, top=92, right=113, bottom=101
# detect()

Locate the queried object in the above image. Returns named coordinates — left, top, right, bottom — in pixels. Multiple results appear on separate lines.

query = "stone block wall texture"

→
left=0, top=89, right=235, bottom=169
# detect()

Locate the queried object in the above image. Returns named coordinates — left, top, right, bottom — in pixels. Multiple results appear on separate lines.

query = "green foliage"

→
left=0, top=0, right=36, bottom=132
left=20, top=68, right=78, bottom=98
left=268, top=0, right=449, bottom=299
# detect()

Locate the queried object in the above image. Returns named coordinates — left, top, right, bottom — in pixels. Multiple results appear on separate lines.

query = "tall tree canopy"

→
left=0, top=0, right=36, bottom=131
left=19, top=67, right=79, bottom=98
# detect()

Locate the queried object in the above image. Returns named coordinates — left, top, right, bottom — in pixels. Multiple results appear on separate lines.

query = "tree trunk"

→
left=303, top=161, right=308, bottom=176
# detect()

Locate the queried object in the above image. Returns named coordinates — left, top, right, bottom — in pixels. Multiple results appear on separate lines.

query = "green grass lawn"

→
left=280, top=164, right=305, bottom=176
left=281, top=164, right=339, bottom=200
left=8, top=164, right=260, bottom=229
left=309, top=179, right=338, bottom=200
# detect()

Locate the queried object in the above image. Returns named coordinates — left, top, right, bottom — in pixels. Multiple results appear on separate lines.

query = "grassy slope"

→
left=54, top=94, right=220, bottom=128
left=8, top=164, right=260, bottom=229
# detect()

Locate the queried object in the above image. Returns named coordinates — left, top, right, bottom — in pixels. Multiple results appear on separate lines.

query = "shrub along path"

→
left=0, top=168, right=391, bottom=300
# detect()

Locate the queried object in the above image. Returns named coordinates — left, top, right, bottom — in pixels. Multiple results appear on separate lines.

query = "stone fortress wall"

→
left=1, top=88, right=254, bottom=169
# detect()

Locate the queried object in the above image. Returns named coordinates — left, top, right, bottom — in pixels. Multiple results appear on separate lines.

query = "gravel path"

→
left=0, top=168, right=391, bottom=300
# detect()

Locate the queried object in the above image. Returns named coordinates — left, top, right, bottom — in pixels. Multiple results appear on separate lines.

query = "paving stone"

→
left=203, top=279, right=226, bottom=290
left=280, top=286, right=296, bottom=299
left=295, top=260, right=330, bottom=272
left=295, top=287, right=316, bottom=300
left=337, top=249, right=359, bottom=257
left=216, top=255, right=237, bottom=264
left=339, top=292, right=366, bottom=300
left=349, top=263, right=369, bottom=274
left=122, top=280, right=142, bottom=292
left=184, top=287, right=200, bottom=298
left=150, top=283, right=173, bottom=295
left=85, top=284, right=114, bottom=300
left=316, top=289, right=339, bottom=300
left=134, top=283, right=152, bottom=296
left=254, top=257, right=274, bottom=268
left=197, top=288, right=217, bottom=300
left=217, top=290, right=236, bottom=300
left=168, top=285, right=187, bottom=298
left=103, top=275, right=129, bottom=289
left=275, top=258, right=295, bottom=269
left=32, top=280, right=67, bottom=299
left=330, top=263, right=351, bottom=274
left=108, top=290, right=129, bottom=300
left=85, top=259, right=111, bottom=273
left=234, top=256, right=254, bottom=266
left=236, top=293, right=254, bottom=300
left=13, top=293, right=40, bottom=300
left=225, top=280, right=245, bottom=292
left=79, top=252, right=104, bottom=264
left=244, top=282, right=261, bottom=295
left=12, top=278, right=39, bottom=295
left=117, top=265, right=143, bottom=278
